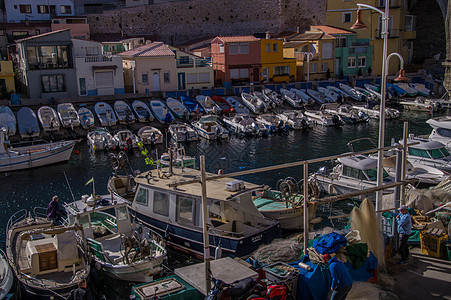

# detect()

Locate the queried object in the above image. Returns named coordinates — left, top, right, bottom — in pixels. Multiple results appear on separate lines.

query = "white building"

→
left=4, top=0, right=75, bottom=23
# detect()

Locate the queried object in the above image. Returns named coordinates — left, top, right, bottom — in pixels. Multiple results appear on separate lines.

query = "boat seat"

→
left=114, top=179, right=127, bottom=195
left=99, top=233, right=124, bottom=265
left=253, top=198, right=274, bottom=209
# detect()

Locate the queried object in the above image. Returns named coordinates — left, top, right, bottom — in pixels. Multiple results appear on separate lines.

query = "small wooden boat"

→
left=317, top=86, right=339, bottom=102
left=0, top=106, right=16, bottom=137
left=149, top=99, right=174, bottom=124
left=64, top=194, right=167, bottom=282
left=87, top=128, right=116, bottom=151
left=114, top=100, right=136, bottom=124
left=262, top=88, right=283, bottom=106
left=37, top=106, right=60, bottom=132
left=192, top=115, right=228, bottom=140
left=280, top=88, right=303, bottom=108
left=196, top=95, right=222, bottom=115
left=95, top=102, right=117, bottom=127
left=324, top=104, right=369, bottom=124
left=77, top=106, right=95, bottom=129
left=6, top=209, right=90, bottom=298
left=241, top=92, right=266, bottom=114
left=306, top=88, right=326, bottom=104
left=277, top=110, right=313, bottom=130
left=211, top=96, right=235, bottom=115
left=253, top=91, right=276, bottom=110
left=166, top=97, right=189, bottom=119
left=223, top=113, right=260, bottom=136
left=132, top=100, right=154, bottom=123
left=410, top=83, right=431, bottom=97
left=181, top=96, right=204, bottom=114
left=386, top=83, right=407, bottom=97
left=57, top=102, right=80, bottom=128
left=114, top=129, right=139, bottom=150
left=17, top=107, right=40, bottom=139
left=137, top=126, right=163, bottom=145
left=290, top=88, right=315, bottom=106
left=352, top=105, right=400, bottom=119
left=363, top=84, right=382, bottom=100
left=256, top=113, right=288, bottom=133
left=169, top=122, right=198, bottom=142
left=339, top=83, right=365, bottom=101
left=0, top=249, right=13, bottom=299
left=304, top=110, right=343, bottom=127
left=225, top=96, right=250, bottom=114
left=395, top=83, right=417, bottom=97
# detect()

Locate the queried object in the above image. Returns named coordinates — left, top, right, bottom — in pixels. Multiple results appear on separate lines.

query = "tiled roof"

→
left=285, top=31, right=335, bottom=42
left=311, top=25, right=355, bottom=35
left=119, top=42, right=174, bottom=57
left=214, top=36, right=260, bottom=43
left=16, top=29, right=69, bottom=42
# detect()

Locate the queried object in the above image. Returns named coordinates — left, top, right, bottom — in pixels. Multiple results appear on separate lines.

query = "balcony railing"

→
left=176, top=57, right=212, bottom=68
left=375, top=29, right=400, bottom=39
left=84, top=55, right=113, bottom=63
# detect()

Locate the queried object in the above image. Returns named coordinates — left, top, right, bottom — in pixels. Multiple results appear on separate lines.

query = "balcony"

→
left=293, top=52, right=319, bottom=61
left=176, top=57, right=212, bottom=68
left=376, top=0, right=402, bottom=8
left=375, top=29, right=400, bottom=39
left=84, top=56, right=113, bottom=63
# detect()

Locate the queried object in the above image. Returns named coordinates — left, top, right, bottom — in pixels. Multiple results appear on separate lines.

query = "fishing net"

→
left=252, top=238, right=303, bottom=265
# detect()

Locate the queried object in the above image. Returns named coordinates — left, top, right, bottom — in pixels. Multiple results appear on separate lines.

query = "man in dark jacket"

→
left=67, top=278, right=95, bottom=300
left=324, top=254, right=353, bottom=300
left=46, top=195, right=62, bottom=225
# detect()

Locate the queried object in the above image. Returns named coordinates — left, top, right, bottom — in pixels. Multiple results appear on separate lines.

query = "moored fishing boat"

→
left=352, top=105, right=400, bottom=119
left=192, top=115, right=228, bottom=140
left=399, top=97, right=441, bottom=112
left=410, top=83, right=431, bottom=97
left=223, top=113, right=259, bottom=136
left=77, top=105, right=95, bottom=129
left=132, top=100, right=154, bottom=123
left=87, top=127, right=116, bottom=151
left=169, top=122, right=198, bottom=142
left=149, top=99, right=174, bottom=124
left=276, top=110, right=313, bottom=130
left=17, top=107, right=40, bottom=139
left=0, top=106, right=16, bottom=137
left=196, top=95, right=222, bottom=115
left=57, top=103, right=80, bottom=129
left=114, top=129, right=139, bottom=150
left=6, top=209, right=89, bottom=298
left=114, top=100, right=136, bottom=124
left=241, top=92, right=266, bottom=114
left=339, top=83, right=365, bottom=101
left=95, top=102, right=117, bottom=127
left=137, top=126, right=163, bottom=145
left=160, top=146, right=196, bottom=169
left=262, top=88, right=283, bottom=106
left=280, top=88, right=303, bottom=108
left=399, top=136, right=451, bottom=172
left=211, top=96, right=235, bottom=115
left=256, top=113, right=288, bottom=133
left=317, top=86, right=339, bottom=102
left=166, top=97, right=189, bottom=119
left=304, top=109, right=342, bottom=127
left=323, top=104, right=369, bottom=124
left=426, top=116, right=451, bottom=150
left=37, top=106, right=60, bottom=132
left=225, top=96, right=250, bottom=114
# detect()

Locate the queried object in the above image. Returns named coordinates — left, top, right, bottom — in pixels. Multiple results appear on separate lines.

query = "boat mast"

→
left=200, top=155, right=211, bottom=291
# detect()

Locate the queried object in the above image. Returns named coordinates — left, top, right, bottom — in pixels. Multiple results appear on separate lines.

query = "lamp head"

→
left=350, top=10, right=368, bottom=30
left=394, top=69, right=408, bottom=82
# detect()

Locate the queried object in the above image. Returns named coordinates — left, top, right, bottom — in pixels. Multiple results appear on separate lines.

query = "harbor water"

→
left=0, top=110, right=442, bottom=298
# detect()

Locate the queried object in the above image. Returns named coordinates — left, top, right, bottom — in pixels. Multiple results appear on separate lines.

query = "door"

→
left=178, top=72, right=186, bottom=90
left=152, top=71, right=160, bottom=91
left=263, top=67, right=269, bottom=82
left=335, top=58, right=341, bottom=76
left=253, top=68, right=259, bottom=82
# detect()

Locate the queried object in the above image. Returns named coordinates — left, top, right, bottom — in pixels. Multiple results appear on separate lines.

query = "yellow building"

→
left=325, top=0, right=416, bottom=76
left=0, top=60, right=16, bottom=95
left=283, top=31, right=335, bottom=81
left=260, top=35, right=297, bottom=83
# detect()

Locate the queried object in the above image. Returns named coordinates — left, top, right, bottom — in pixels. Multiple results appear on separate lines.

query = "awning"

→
left=92, top=65, right=118, bottom=70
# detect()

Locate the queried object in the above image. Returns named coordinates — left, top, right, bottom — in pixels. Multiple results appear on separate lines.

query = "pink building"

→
left=211, top=36, right=261, bottom=86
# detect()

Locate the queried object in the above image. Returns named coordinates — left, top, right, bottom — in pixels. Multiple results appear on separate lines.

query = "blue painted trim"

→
left=114, top=88, right=125, bottom=94
left=87, top=90, right=97, bottom=96
left=201, top=89, right=213, bottom=96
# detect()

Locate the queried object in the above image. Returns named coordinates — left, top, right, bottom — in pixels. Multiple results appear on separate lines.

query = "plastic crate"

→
left=262, top=262, right=299, bottom=297
left=420, top=232, right=448, bottom=258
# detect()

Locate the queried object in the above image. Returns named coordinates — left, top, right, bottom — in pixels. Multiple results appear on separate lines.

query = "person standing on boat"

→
left=67, top=277, right=95, bottom=300
left=396, top=205, right=412, bottom=264
left=324, top=254, right=353, bottom=300
left=46, top=195, right=63, bottom=226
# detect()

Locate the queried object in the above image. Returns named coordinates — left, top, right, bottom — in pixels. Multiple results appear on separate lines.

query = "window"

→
left=229, top=44, right=239, bottom=54
left=408, top=148, right=430, bottom=158
left=177, top=196, right=194, bottom=223
left=436, top=128, right=451, bottom=138
left=60, top=5, right=72, bottom=14
left=116, top=206, right=128, bottom=221
left=348, top=57, right=356, bottom=68
left=19, top=5, right=32, bottom=13
left=179, top=56, right=190, bottom=64
left=37, top=5, right=49, bottom=14
left=342, top=12, right=352, bottom=23
left=95, top=71, right=113, bottom=88
left=274, top=66, right=290, bottom=76
left=273, top=43, right=278, bottom=52
left=240, top=68, right=249, bottom=78
left=187, top=73, right=198, bottom=84
left=404, top=15, right=416, bottom=32
left=27, top=47, right=39, bottom=66
left=13, top=31, right=28, bottom=36
left=310, top=63, right=318, bottom=73
left=41, top=75, right=65, bottom=93
left=35, top=29, right=40, bottom=35
left=142, top=73, right=148, bottom=85
left=79, top=78, right=86, bottom=95
left=198, top=72, right=210, bottom=83
left=266, top=43, right=271, bottom=53
left=335, top=37, right=346, bottom=48
left=163, top=71, right=170, bottom=83
left=322, top=42, right=333, bottom=59
left=358, top=57, right=366, bottom=67
left=230, top=69, right=239, bottom=79
left=219, top=44, right=224, bottom=53
left=85, top=47, right=99, bottom=56
left=240, top=43, right=249, bottom=54
left=321, top=62, right=329, bottom=72
left=153, top=191, right=169, bottom=217
left=135, top=188, right=148, bottom=205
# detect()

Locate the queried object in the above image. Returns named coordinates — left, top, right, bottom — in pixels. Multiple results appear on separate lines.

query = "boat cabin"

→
left=337, top=155, right=389, bottom=182
left=403, top=138, right=451, bottom=160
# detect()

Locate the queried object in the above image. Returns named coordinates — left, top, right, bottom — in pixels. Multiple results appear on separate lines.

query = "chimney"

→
left=266, top=31, right=270, bottom=39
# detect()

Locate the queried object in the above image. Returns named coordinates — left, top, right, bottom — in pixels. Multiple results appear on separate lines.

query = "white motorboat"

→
left=57, top=103, right=80, bottom=129
left=290, top=88, right=315, bottom=106
left=225, top=96, right=250, bottom=114
left=132, top=100, right=154, bottom=123
left=166, top=97, right=189, bottom=119
left=223, top=113, right=260, bottom=136
left=354, top=87, right=377, bottom=101
left=323, top=104, right=369, bottom=124
left=352, top=105, right=400, bottom=120
left=256, top=113, right=288, bottom=133
left=253, top=91, right=276, bottom=110
left=363, top=84, right=382, bottom=100
left=77, top=106, right=95, bottom=129
left=64, top=194, right=167, bottom=282
left=137, top=126, right=163, bottom=145
left=149, top=99, right=174, bottom=124
left=306, top=88, right=326, bottom=104
left=114, top=129, right=140, bottom=150
left=410, top=83, right=431, bottom=97
left=317, top=86, right=339, bottom=102
left=304, top=109, right=343, bottom=127
left=95, top=102, right=117, bottom=127
left=277, top=110, right=312, bottom=130
left=399, top=97, right=441, bottom=112
left=0, top=106, right=16, bottom=137
left=400, top=136, right=451, bottom=172
left=395, top=83, right=418, bottom=97
left=87, top=128, right=116, bottom=151
left=339, top=83, right=365, bottom=101
left=114, top=100, right=136, bottom=124
left=0, top=249, right=13, bottom=299
left=0, top=129, right=76, bottom=172
left=262, top=88, right=283, bottom=106
left=327, top=86, right=349, bottom=99
left=169, top=122, right=198, bottom=142
left=160, top=146, right=196, bottom=169
left=128, top=166, right=281, bottom=258
left=196, top=95, right=222, bottom=115
left=17, top=107, right=40, bottom=139
left=192, top=115, right=229, bottom=140
left=241, top=92, right=266, bottom=114
left=280, top=88, right=303, bottom=108
left=313, top=154, right=394, bottom=201
left=6, top=209, right=89, bottom=298
left=426, top=116, right=451, bottom=150
left=37, top=106, right=60, bottom=132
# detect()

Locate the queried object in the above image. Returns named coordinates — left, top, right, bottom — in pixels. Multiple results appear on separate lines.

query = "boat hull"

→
left=95, top=255, right=164, bottom=282
left=259, top=205, right=317, bottom=230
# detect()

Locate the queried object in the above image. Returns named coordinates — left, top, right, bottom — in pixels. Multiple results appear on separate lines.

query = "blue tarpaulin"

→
left=312, top=232, right=348, bottom=254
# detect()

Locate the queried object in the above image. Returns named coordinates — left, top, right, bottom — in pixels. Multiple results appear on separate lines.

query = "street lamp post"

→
left=351, top=0, right=408, bottom=218
left=130, top=60, right=136, bottom=94
left=301, top=51, right=314, bottom=81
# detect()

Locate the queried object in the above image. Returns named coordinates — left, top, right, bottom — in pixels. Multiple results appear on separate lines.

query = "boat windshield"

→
left=436, top=128, right=451, bottom=137
left=409, top=147, right=431, bottom=158
left=428, top=147, right=450, bottom=158
left=365, top=168, right=389, bottom=181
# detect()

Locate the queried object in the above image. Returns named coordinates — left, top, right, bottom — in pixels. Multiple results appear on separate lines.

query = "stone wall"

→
left=87, top=0, right=325, bottom=45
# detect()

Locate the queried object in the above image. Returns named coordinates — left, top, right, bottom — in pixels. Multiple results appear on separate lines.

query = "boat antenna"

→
left=63, top=171, right=77, bottom=208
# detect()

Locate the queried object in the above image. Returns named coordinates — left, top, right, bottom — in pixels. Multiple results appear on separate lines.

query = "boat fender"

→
left=95, top=261, right=102, bottom=271
left=215, top=244, right=223, bottom=260
left=218, top=169, right=223, bottom=175
left=298, top=262, right=312, bottom=271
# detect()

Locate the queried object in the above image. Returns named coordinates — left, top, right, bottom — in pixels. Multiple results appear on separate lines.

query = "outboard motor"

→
left=316, top=166, right=327, bottom=175
left=332, top=114, right=339, bottom=125
left=251, top=122, right=259, bottom=134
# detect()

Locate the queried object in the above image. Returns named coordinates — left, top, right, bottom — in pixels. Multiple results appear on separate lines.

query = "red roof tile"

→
left=213, top=36, right=260, bottom=43
left=311, top=25, right=355, bottom=35
left=119, top=42, right=174, bottom=57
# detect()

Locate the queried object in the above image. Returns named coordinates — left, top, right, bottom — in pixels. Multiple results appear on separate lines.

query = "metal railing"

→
left=176, top=57, right=212, bottom=68
left=84, top=55, right=113, bottom=63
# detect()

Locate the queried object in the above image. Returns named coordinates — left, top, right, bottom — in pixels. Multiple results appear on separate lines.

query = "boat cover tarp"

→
left=56, top=230, right=78, bottom=261
left=312, top=232, right=348, bottom=254
left=17, top=107, right=39, bottom=134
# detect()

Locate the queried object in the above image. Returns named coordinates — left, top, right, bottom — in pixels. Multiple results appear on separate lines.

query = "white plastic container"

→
left=226, top=180, right=245, bottom=192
